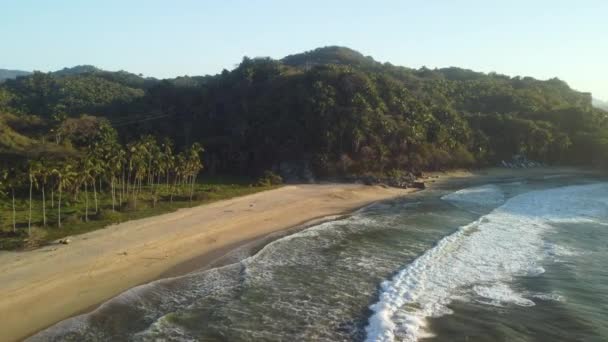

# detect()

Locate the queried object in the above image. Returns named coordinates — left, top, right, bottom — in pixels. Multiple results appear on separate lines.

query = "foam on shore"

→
left=365, top=183, right=608, bottom=342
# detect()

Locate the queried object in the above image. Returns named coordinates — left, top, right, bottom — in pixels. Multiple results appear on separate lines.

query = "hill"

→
left=0, top=70, right=147, bottom=117
left=0, top=46, right=606, bottom=176
left=53, top=65, right=102, bottom=76
left=53, top=65, right=159, bottom=88
left=0, top=112, right=76, bottom=161
left=282, top=46, right=381, bottom=69
left=593, top=98, right=608, bottom=111
left=0, top=69, right=31, bottom=82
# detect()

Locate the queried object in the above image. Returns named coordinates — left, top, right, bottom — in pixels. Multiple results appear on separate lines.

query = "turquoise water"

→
left=30, top=172, right=608, bottom=341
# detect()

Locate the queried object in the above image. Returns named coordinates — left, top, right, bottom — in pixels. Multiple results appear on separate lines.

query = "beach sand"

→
left=1, top=167, right=594, bottom=341
left=0, top=183, right=426, bottom=341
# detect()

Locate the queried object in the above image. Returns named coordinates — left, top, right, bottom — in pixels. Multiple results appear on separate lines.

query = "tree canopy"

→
left=1, top=46, right=606, bottom=176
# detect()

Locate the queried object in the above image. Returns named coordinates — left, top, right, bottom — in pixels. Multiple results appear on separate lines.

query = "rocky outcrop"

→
left=346, top=172, right=418, bottom=189
left=500, top=154, right=544, bottom=169
left=412, top=181, right=426, bottom=189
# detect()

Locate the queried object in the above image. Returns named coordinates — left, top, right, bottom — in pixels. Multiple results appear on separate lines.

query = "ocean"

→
left=29, top=171, right=608, bottom=341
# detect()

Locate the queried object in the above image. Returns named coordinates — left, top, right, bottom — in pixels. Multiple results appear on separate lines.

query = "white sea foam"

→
left=543, top=174, right=568, bottom=179
left=472, top=283, right=535, bottom=307
left=30, top=210, right=379, bottom=341
left=365, top=183, right=608, bottom=342
left=441, top=184, right=505, bottom=213
left=544, top=242, right=581, bottom=259
left=504, top=181, right=524, bottom=186
left=530, top=292, right=565, bottom=302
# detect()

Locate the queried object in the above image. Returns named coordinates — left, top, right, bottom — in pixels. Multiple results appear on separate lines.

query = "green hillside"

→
left=0, top=69, right=31, bottom=82
left=0, top=46, right=606, bottom=173
left=1, top=46, right=607, bottom=249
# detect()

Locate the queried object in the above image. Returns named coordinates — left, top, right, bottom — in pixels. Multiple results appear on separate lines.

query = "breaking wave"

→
left=365, top=183, right=608, bottom=342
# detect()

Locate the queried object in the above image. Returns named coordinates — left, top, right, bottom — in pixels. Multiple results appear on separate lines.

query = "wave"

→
left=440, top=184, right=505, bottom=214
left=365, top=183, right=608, bottom=342
left=28, top=209, right=381, bottom=341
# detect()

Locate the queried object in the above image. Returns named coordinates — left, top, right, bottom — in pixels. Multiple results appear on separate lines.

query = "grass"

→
left=0, top=175, right=279, bottom=250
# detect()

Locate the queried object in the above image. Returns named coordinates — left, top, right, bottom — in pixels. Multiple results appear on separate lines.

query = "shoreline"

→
left=0, top=182, right=423, bottom=342
left=2, top=167, right=596, bottom=341
left=160, top=212, right=350, bottom=279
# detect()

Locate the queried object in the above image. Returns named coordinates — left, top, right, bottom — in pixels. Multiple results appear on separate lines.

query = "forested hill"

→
left=1, top=46, right=607, bottom=177
left=593, top=98, right=608, bottom=111
left=0, top=69, right=31, bottom=82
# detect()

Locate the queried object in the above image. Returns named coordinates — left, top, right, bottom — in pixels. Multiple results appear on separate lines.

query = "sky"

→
left=2, top=0, right=607, bottom=100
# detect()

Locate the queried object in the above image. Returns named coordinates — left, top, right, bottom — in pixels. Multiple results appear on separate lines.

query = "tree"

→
left=173, top=152, right=187, bottom=200
left=78, top=156, right=99, bottom=222
left=27, top=161, right=38, bottom=236
left=53, top=160, right=77, bottom=228
left=185, top=143, right=204, bottom=202
left=5, top=167, right=22, bottom=233
left=0, top=168, right=7, bottom=228
left=1, top=46, right=607, bottom=249
left=107, top=146, right=125, bottom=212
left=160, top=137, right=175, bottom=194
left=32, top=159, right=51, bottom=227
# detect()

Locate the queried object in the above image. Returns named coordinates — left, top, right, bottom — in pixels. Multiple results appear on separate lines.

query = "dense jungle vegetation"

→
left=0, top=46, right=606, bottom=247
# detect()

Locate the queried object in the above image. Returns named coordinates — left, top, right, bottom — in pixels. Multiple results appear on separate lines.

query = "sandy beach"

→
left=0, top=182, right=429, bottom=341
left=1, top=167, right=597, bottom=341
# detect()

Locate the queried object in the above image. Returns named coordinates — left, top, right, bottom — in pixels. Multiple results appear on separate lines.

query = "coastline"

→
left=2, top=167, right=595, bottom=341
left=0, top=182, right=421, bottom=342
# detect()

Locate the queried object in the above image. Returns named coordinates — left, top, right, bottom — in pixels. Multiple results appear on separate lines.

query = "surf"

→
left=365, top=183, right=608, bottom=342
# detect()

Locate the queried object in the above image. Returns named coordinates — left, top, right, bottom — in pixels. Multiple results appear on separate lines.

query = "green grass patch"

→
left=0, top=176, right=278, bottom=250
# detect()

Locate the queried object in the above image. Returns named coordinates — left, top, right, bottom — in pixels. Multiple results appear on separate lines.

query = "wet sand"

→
left=0, top=183, right=418, bottom=341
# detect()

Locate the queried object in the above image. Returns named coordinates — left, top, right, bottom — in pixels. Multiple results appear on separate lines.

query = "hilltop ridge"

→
left=0, top=46, right=606, bottom=172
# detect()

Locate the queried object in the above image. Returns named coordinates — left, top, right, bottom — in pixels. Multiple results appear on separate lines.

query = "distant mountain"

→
left=52, top=65, right=158, bottom=89
left=1, top=46, right=606, bottom=172
left=593, top=98, right=608, bottom=111
left=282, top=46, right=381, bottom=69
left=53, top=65, right=102, bottom=76
left=0, top=69, right=31, bottom=82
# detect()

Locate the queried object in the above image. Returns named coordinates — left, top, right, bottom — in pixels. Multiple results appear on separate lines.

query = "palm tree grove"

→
left=0, top=47, right=607, bottom=249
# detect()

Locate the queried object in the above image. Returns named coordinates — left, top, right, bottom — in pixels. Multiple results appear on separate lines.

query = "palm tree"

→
left=186, top=143, right=204, bottom=203
left=88, top=155, right=103, bottom=215
left=53, top=160, right=76, bottom=228
left=32, top=159, right=50, bottom=227
left=7, top=167, right=21, bottom=233
left=87, top=140, right=110, bottom=215
left=50, top=173, right=55, bottom=209
left=109, top=147, right=125, bottom=212
left=161, top=138, right=175, bottom=194
left=0, top=168, right=7, bottom=229
left=142, top=135, right=158, bottom=187
left=173, top=152, right=187, bottom=200
left=126, top=142, right=136, bottom=200
left=27, top=161, right=39, bottom=236
left=78, top=157, right=94, bottom=222
left=143, top=136, right=161, bottom=206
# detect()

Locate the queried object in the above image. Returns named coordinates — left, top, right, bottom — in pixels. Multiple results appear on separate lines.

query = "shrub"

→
left=25, top=227, right=47, bottom=249
left=124, top=198, right=149, bottom=211
left=430, top=149, right=451, bottom=170
left=386, top=169, right=407, bottom=180
left=450, top=145, right=476, bottom=167
left=204, top=186, right=220, bottom=193
left=255, top=170, right=283, bottom=187
left=191, top=192, right=211, bottom=201
left=95, top=210, right=122, bottom=223
left=63, top=214, right=81, bottom=225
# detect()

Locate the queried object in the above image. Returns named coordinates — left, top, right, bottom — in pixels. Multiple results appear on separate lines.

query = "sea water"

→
left=30, top=172, right=608, bottom=341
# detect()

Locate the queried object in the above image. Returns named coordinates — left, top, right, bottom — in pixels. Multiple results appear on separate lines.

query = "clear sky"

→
left=2, top=0, right=607, bottom=100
